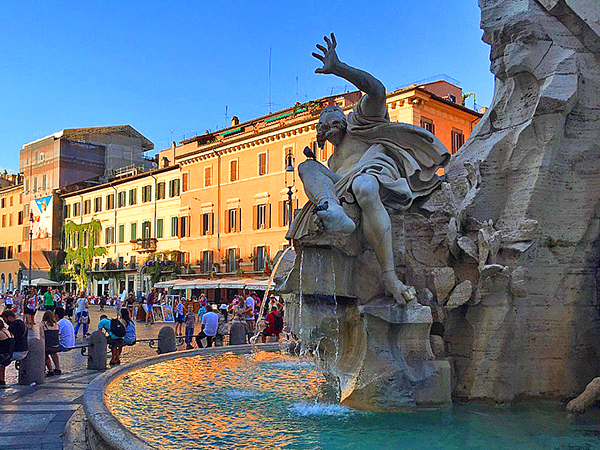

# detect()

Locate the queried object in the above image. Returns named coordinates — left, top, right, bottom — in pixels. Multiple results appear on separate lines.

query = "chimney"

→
left=231, top=116, right=240, bottom=126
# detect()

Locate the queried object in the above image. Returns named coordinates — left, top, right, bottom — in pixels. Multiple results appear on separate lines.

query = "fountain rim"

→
left=83, top=343, right=281, bottom=450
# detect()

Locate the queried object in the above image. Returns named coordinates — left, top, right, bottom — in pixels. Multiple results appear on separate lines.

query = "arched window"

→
left=8, top=273, right=13, bottom=291
left=0, top=273, right=5, bottom=294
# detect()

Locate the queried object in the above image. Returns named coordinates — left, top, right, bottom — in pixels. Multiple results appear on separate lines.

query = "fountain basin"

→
left=86, top=346, right=600, bottom=450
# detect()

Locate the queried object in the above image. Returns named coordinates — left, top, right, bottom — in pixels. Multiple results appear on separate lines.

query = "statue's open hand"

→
left=312, top=33, right=341, bottom=75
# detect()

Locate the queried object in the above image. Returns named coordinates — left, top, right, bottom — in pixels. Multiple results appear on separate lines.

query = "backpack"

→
left=273, top=312, right=284, bottom=332
left=110, top=319, right=126, bottom=338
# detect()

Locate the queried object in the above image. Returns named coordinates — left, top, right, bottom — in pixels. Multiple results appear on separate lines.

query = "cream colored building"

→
left=61, top=165, right=183, bottom=296
left=0, top=179, right=25, bottom=292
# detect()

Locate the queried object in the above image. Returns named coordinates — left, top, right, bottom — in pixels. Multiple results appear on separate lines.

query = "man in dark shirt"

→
left=0, top=310, right=28, bottom=388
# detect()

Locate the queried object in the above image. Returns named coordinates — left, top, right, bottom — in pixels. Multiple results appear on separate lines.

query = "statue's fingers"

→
left=315, top=68, right=326, bottom=74
left=316, top=44, right=327, bottom=54
left=331, top=33, right=337, bottom=48
left=324, top=35, right=332, bottom=48
left=312, top=52, right=324, bottom=62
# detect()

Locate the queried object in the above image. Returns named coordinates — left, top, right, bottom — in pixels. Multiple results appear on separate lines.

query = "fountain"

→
left=83, top=1, right=600, bottom=448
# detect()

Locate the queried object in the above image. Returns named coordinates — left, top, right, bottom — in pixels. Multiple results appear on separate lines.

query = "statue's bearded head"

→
left=316, top=106, right=347, bottom=148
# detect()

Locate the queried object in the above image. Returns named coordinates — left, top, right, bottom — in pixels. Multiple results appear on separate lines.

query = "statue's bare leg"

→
left=298, top=160, right=355, bottom=234
left=352, top=174, right=416, bottom=305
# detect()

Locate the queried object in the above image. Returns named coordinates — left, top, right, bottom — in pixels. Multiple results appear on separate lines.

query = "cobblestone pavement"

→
left=0, top=306, right=190, bottom=449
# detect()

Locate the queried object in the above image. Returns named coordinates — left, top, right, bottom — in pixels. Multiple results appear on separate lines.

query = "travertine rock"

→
left=445, top=281, right=473, bottom=312
left=431, top=268, right=455, bottom=304
left=430, top=335, right=446, bottom=359
left=566, top=377, right=600, bottom=413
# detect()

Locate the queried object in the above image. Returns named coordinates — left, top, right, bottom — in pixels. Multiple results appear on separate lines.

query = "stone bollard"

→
left=157, top=326, right=176, bottom=354
left=229, top=321, right=246, bottom=346
left=18, top=337, right=45, bottom=386
left=87, top=331, right=107, bottom=371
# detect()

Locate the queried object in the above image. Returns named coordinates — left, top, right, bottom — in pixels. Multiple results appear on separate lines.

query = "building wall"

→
left=0, top=184, right=25, bottom=293
left=62, top=166, right=182, bottom=295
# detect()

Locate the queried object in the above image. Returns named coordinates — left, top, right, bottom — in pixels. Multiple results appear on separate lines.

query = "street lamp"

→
left=28, top=212, right=33, bottom=290
left=285, top=151, right=295, bottom=244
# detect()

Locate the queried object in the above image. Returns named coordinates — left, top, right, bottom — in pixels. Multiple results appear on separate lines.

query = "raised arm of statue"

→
left=312, top=33, right=387, bottom=118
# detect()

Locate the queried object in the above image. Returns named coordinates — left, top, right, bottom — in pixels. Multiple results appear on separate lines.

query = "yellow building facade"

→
left=61, top=165, right=183, bottom=295
left=0, top=180, right=25, bottom=292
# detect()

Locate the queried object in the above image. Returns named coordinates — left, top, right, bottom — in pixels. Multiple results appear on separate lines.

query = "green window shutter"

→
left=157, top=219, right=164, bottom=239
left=118, top=225, right=125, bottom=243
left=130, top=222, right=137, bottom=240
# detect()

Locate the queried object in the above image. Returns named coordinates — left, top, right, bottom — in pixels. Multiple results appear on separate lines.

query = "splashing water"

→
left=289, top=401, right=354, bottom=417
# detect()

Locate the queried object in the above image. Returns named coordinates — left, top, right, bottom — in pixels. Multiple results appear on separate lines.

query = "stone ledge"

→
left=83, top=343, right=281, bottom=450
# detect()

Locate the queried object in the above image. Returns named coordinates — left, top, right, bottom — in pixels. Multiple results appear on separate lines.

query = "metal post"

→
left=28, top=212, right=33, bottom=288
left=287, top=186, right=294, bottom=244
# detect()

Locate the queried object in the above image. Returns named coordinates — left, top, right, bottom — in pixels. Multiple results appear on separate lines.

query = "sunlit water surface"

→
left=106, top=352, right=600, bottom=450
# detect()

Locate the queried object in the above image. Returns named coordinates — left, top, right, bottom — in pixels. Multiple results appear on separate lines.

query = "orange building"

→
left=163, top=79, right=481, bottom=276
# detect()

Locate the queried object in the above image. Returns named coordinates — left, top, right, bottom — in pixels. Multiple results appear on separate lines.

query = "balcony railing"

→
left=131, top=238, right=157, bottom=253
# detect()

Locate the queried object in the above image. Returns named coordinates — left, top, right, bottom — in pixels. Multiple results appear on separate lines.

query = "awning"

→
left=156, top=277, right=273, bottom=291
left=22, top=278, right=61, bottom=287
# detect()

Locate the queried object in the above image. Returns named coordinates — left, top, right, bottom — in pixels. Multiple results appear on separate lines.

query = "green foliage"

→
left=145, top=251, right=185, bottom=285
left=63, top=220, right=107, bottom=290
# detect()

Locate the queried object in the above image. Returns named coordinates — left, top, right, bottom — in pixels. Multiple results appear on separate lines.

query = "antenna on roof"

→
left=225, top=105, right=228, bottom=128
left=268, top=47, right=272, bottom=114
left=296, top=76, right=299, bottom=102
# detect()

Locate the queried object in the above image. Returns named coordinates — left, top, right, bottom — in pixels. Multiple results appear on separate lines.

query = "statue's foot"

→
left=382, top=271, right=417, bottom=307
left=315, top=202, right=356, bottom=234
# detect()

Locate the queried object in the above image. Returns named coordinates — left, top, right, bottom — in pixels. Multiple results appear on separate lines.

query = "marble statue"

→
left=287, top=33, right=450, bottom=306
left=277, top=0, right=600, bottom=410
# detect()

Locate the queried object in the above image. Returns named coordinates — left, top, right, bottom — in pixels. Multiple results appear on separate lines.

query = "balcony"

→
left=131, top=238, right=157, bottom=253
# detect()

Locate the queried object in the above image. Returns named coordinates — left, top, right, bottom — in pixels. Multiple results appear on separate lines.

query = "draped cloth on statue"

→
left=286, top=96, right=450, bottom=240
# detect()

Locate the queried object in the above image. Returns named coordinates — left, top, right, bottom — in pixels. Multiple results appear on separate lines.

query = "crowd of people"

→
left=0, top=287, right=286, bottom=387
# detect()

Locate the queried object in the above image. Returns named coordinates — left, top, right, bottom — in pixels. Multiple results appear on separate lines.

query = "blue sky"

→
left=0, top=1, right=493, bottom=172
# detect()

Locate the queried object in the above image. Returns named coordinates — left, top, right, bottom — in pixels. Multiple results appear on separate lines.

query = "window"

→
left=451, top=128, right=465, bottom=154
left=204, top=167, right=212, bottom=187
left=24, top=179, right=29, bottom=194
left=118, top=257, right=124, bottom=269
left=129, top=188, right=137, bottom=206
left=17, top=245, right=21, bottom=253
left=140, top=185, right=151, bottom=203
left=73, top=202, right=81, bottom=217
left=8, top=214, right=12, bottom=227
left=33, top=177, right=38, bottom=192
left=118, top=225, right=125, bottom=243
left=420, top=117, right=435, bottom=135
left=7, top=247, right=13, bottom=259
left=106, top=194, right=115, bottom=210
left=182, top=173, right=189, bottom=192
left=318, top=141, right=327, bottom=162
left=258, top=153, right=267, bottom=176
left=83, top=199, right=91, bottom=215
left=41, top=174, right=47, bottom=190
left=229, top=160, right=238, bottom=182
left=94, top=197, right=102, bottom=213
left=105, top=227, right=115, bottom=245
left=17, top=211, right=23, bottom=225
left=82, top=231, right=89, bottom=247
left=227, top=247, right=240, bottom=273
left=226, top=208, right=240, bottom=233
left=255, top=245, right=268, bottom=271
left=170, top=216, right=179, bottom=237
left=202, top=250, right=213, bottom=273
left=117, top=191, right=126, bottom=208
left=1, top=215, right=5, bottom=228
left=156, top=182, right=166, bottom=200
left=201, top=213, right=214, bottom=236
left=19, top=193, right=22, bottom=204
left=1, top=198, right=4, bottom=208
left=253, top=203, right=270, bottom=230
left=9, top=196, right=12, bottom=207
left=142, top=221, right=151, bottom=239
left=179, top=216, right=190, bottom=238
left=156, top=219, right=164, bottom=239
left=169, top=179, right=180, bottom=198
left=130, top=222, right=137, bottom=240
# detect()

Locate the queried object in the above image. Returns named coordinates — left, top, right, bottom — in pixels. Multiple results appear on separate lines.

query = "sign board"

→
left=31, top=196, right=53, bottom=239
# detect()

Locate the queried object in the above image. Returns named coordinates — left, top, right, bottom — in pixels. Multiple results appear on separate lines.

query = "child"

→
left=184, top=305, right=195, bottom=350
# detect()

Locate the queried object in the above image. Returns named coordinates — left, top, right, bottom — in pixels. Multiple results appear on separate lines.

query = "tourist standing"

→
left=197, top=301, right=207, bottom=323
left=244, top=292, right=256, bottom=333
left=145, top=288, right=155, bottom=325
left=184, top=305, right=195, bottom=350
left=43, top=288, right=54, bottom=312
left=40, top=311, right=61, bottom=376
left=0, top=310, right=28, bottom=388
left=74, top=294, right=89, bottom=338
left=65, top=295, right=74, bottom=319
left=175, top=299, right=185, bottom=336
left=196, top=305, right=218, bottom=348
left=24, top=290, right=37, bottom=329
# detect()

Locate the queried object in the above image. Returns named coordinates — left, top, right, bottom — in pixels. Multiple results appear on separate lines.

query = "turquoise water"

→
left=106, top=352, right=600, bottom=450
